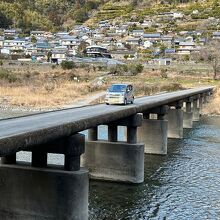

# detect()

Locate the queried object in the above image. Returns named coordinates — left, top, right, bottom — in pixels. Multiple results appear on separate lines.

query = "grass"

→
left=202, top=86, right=220, bottom=116
left=0, top=61, right=219, bottom=112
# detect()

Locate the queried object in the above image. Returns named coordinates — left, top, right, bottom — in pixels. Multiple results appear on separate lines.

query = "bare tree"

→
left=199, top=40, right=220, bottom=80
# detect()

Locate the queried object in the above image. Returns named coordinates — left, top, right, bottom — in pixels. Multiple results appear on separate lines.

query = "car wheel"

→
left=124, top=98, right=127, bottom=105
left=106, top=103, right=109, bottom=105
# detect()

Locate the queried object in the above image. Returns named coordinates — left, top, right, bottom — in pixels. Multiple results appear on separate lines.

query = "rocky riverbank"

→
left=202, top=87, right=220, bottom=116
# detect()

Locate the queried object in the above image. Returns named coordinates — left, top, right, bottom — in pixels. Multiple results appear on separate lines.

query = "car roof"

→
left=110, top=84, right=129, bottom=86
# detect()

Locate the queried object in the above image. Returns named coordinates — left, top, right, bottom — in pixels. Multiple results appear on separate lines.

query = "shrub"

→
left=61, top=61, right=76, bottom=70
left=0, top=69, right=18, bottom=83
left=160, top=68, right=168, bottom=78
left=129, top=63, right=144, bottom=75
left=108, top=64, right=144, bottom=76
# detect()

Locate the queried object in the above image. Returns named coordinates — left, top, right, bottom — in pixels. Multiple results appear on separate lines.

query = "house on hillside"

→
left=177, top=42, right=197, bottom=55
left=111, top=50, right=137, bottom=60
left=3, top=38, right=26, bottom=54
left=141, top=19, right=153, bottom=28
left=56, top=32, right=70, bottom=38
left=132, top=30, right=144, bottom=37
left=51, top=49, right=67, bottom=64
left=30, top=31, right=45, bottom=37
left=35, top=41, right=51, bottom=53
left=164, top=48, right=176, bottom=55
left=161, top=35, right=174, bottom=47
left=150, top=58, right=172, bottom=66
left=142, top=40, right=153, bottom=49
left=4, top=29, right=17, bottom=37
left=143, top=33, right=161, bottom=42
left=60, top=36, right=80, bottom=49
left=126, top=38, right=142, bottom=46
left=115, top=25, right=128, bottom=35
left=213, top=32, right=220, bottom=40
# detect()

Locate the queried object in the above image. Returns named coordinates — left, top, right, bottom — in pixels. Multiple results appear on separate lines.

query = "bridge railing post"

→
left=82, top=114, right=144, bottom=184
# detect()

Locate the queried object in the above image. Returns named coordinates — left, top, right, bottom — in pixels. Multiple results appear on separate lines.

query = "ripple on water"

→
left=89, top=116, right=220, bottom=220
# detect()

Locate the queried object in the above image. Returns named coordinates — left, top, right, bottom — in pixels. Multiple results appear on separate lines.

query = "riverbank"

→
left=202, top=87, right=220, bottom=116
left=0, top=62, right=219, bottom=113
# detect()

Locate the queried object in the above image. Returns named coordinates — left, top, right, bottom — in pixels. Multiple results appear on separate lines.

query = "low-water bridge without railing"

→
left=0, top=86, right=214, bottom=220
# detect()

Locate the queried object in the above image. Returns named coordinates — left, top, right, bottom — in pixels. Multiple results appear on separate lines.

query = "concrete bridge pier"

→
left=183, top=98, right=193, bottom=128
left=137, top=106, right=168, bottom=155
left=83, top=114, right=144, bottom=184
left=0, top=133, right=88, bottom=220
left=166, top=101, right=184, bottom=139
left=192, top=96, right=200, bottom=122
left=199, top=95, right=204, bottom=109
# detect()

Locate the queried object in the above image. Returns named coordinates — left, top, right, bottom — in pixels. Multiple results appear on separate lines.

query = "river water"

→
left=0, top=111, right=220, bottom=220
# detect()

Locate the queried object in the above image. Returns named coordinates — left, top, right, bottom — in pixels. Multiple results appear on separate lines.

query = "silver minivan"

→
left=105, top=84, right=134, bottom=105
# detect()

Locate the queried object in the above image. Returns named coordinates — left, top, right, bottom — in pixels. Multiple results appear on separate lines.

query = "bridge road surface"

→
left=0, top=87, right=213, bottom=156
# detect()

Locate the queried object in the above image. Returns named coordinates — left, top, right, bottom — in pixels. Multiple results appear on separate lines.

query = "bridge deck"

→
left=0, top=87, right=213, bottom=156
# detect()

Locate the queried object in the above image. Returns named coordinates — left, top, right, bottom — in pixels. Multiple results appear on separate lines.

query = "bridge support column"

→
left=83, top=114, right=144, bottom=184
left=0, top=133, right=88, bottom=220
left=192, top=97, right=200, bottom=122
left=183, top=98, right=193, bottom=128
left=166, top=101, right=183, bottom=139
left=137, top=106, right=168, bottom=155
left=199, top=96, right=203, bottom=109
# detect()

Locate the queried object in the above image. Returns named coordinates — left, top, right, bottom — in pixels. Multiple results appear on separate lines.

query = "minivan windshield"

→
left=109, top=85, right=127, bottom=92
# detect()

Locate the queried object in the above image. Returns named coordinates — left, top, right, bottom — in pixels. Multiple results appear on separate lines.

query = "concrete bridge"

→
left=0, top=86, right=214, bottom=220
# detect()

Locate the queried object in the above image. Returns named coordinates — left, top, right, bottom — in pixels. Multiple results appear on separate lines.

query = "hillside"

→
left=1, top=0, right=217, bottom=32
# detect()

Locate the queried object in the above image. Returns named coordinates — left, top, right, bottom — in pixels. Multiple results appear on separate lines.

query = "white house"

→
left=126, top=38, right=142, bottom=46
left=60, top=37, right=80, bottom=49
left=4, top=29, right=17, bottom=37
left=51, top=49, right=67, bottom=64
left=132, top=30, right=145, bottom=37
left=213, top=32, right=220, bottom=40
left=173, top=12, right=184, bottom=19
left=31, top=31, right=45, bottom=37
left=141, top=20, right=153, bottom=28
left=143, top=33, right=161, bottom=42
left=3, top=39, right=26, bottom=51
left=178, top=42, right=196, bottom=55
left=115, top=25, right=128, bottom=35
left=143, top=40, right=153, bottom=49
left=151, top=58, right=172, bottom=66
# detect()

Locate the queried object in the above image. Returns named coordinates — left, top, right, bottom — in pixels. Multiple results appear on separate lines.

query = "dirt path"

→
left=63, top=91, right=106, bottom=108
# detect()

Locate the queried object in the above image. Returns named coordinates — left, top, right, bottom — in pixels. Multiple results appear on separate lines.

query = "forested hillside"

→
left=0, top=0, right=218, bottom=32
left=0, top=0, right=102, bottom=32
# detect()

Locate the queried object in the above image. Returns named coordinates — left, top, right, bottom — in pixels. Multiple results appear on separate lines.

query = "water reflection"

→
left=89, top=116, right=220, bottom=220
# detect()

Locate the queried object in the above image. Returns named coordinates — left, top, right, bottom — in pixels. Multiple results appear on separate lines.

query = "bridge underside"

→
left=0, top=88, right=213, bottom=220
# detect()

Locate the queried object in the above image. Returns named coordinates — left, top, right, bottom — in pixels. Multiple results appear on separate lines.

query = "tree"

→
left=0, top=12, right=12, bottom=28
left=199, top=40, right=220, bottom=80
left=73, top=9, right=88, bottom=23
